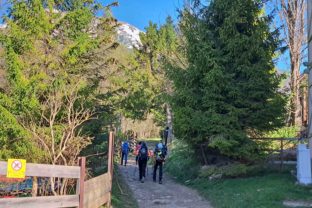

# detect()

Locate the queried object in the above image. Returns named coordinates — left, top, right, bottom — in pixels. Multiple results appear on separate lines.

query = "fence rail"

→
left=0, top=131, right=115, bottom=208
left=0, top=195, right=79, bottom=208
left=252, top=137, right=299, bottom=171
left=251, top=137, right=298, bottom=141
left=0, top=162, right=81, bottom=179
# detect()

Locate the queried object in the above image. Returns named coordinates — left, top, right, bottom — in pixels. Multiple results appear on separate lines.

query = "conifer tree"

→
left=170, top=0, right=286, bottom=159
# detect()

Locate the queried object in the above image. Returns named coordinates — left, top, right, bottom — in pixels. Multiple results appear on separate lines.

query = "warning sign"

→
left=7, top=159, right=26, bottom=179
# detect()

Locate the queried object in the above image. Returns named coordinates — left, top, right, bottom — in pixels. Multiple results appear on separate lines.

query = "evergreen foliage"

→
left=169, top=0, right=286, bottom=159
left=125, top=17, right=178, bottom=124
left=0, top=0, right=119, bottom=163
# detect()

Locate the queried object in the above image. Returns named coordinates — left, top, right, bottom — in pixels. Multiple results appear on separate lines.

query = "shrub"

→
left=265, top=126, right=299, bottom=138
left=198, top=163, right=263, bottom=179
left=165, top=140, right=200, bottom=181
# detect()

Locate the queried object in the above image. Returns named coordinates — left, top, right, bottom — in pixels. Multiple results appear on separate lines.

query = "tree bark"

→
left=31, top=176, right=38, bottom=197
left=279, top=0, right=305, bottom=126
left=290, top=55, right=302, bottom=126
left=166, top=103, right=174, bottom=143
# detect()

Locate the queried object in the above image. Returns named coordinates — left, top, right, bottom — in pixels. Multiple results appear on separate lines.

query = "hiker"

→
left=138, top=142, right=149, bottom=183
left=153, top=141, right=167, bottom=184
left=135, top=141, right=142, bottom=165
left=163, top=126, right=169, bottom=146
left=121, top=140, right=129, bottom=166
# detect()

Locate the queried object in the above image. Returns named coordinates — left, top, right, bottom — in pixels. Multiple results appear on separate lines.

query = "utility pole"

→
left=296, top=0, right=312, bottom=185
left=308, top=0, right=312, bottom=156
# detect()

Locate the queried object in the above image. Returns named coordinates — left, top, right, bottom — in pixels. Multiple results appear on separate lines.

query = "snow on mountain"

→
left=116, top=22, right=142, bottom=49
left=1, top=20, right=142, bottom=49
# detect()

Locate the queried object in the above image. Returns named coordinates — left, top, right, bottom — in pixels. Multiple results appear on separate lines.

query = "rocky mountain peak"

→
left=116, top=22, right=142, bottom=49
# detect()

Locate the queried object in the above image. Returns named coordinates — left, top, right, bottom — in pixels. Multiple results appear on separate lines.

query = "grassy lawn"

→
left=111, top=166, right=138, bottom=208
left=189, top=172, right=312, bottom=208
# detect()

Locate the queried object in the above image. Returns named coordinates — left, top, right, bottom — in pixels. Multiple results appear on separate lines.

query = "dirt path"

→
left=119, top=156, right=213, bottom=208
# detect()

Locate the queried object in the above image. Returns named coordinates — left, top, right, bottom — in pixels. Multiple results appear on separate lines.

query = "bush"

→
left=199, top=163, right=265, bottom=179
left=165, top=140, right=200, bottom=181
left=265, top=126, right=299, bottom=138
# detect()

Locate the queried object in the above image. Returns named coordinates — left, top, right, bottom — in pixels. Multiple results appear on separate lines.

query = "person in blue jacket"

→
left=121, top=140, right=129, bottom=166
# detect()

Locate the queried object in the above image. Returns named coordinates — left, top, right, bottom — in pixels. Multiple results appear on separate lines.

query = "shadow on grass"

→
left=184, top=170, right=312, bottom=208
left=112, top=165, right=139, bottom=208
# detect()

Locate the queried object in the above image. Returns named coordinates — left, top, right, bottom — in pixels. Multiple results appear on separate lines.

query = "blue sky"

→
left=0, top=0, right=290, bottom=71
left=0, top=0, right=184, bottom=29
left=110, top=0, right=184, bottom=31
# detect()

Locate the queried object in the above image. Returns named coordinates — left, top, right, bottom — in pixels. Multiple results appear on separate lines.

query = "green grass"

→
left=111, top=166, right=138, bottom=208
left=165, top=140, right=312, bottom=208
left=188, top=172, right=312, bottom=208
left=142, top=137, right=161, bottom=143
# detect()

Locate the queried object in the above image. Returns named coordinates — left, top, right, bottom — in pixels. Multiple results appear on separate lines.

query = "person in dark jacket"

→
left=137, top=142, right=149, bottom=183
left=163, top=127, right=169, bottom=146
left=135, top=141, right=142, bottom=165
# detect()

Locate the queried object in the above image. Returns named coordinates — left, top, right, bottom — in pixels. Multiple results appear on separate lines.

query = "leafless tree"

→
left=25, top=82, right=93, bottom=195
left=277, top=0, right=306, bottom=126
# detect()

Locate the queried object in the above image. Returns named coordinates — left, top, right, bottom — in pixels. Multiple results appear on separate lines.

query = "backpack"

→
left=138, top=146, right=148, bottom=160
left=155, top=143, right=167, bottom=161
left=122, top=142, right=129, bottom=153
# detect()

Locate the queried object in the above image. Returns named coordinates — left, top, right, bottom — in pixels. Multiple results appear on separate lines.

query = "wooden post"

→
left=107, top=131, right=114, bottom=208
left=78, top=157, right=86, bottom=208
left=308, top=0, right=312, bottom=157
left=280, top=139, right=284, bottom=171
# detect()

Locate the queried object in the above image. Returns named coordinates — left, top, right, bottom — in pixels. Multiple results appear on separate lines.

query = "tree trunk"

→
left=200, top=144, right=208, bottom=165
left=166, top=103, right=174, bottom=143
left=290, top=55, right=302, bottom=126
left=302, top=81, right=308, bottom=126
left=31, top=176, right=38, bottom=197
left=279, top=0, right=305, bottom=127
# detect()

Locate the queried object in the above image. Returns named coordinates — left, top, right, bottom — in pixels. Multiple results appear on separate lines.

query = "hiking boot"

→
left=159, top=180, right=162, bottom=184
left=141, top=177, right=145, bottom=183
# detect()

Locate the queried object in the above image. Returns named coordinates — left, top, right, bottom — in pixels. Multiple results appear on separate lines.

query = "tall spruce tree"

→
left=170, top=0, right=286, bottom=159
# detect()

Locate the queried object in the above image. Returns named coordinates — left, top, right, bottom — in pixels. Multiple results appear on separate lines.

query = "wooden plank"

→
left=79, top=157, right=86, bottom=208
left=83, top=173, right=111, bottom=208
left=0, top=162, right=80, bottom=178
left=0, top=195, right=79, bottom=208
left=84, top=192, right=110, bottom=208
left=251, top=137, right=298, bottom=141
left=84, top=173, right=111, bottom=194
left=107, top=132, right=113, bottom=178
left=107, top=131, right=114, bottom=208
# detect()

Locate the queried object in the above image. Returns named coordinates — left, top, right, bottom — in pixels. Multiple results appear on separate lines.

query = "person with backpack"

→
left=135, top=141, right=142, bottom=165
left=121, top=140, right=129, bottom=166
left=138, top=142, right=149, bottom=183
left=153, top=141, right=167, bottom=184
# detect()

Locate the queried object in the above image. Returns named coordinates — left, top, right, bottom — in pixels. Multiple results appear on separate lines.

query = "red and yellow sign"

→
left=6, top=159, right=26, bottom=179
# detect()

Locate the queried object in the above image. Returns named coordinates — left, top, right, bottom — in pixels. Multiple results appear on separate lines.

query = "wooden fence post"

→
left=78, top=157, right=86, bottom=208
left=280, top=139, right=284, bottom=171
left=107, top=131, right=114, bottom=208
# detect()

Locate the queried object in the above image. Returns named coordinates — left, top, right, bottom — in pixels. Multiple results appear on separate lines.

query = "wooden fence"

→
left=0, top=131, right=115, bottom=208
left=252, top=137, right=298, bottom=170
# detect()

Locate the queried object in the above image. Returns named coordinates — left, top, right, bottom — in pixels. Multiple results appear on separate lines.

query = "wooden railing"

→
left=252, top=137, right=299, bottom=170
left=0, top=131, right=115, bottom=208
